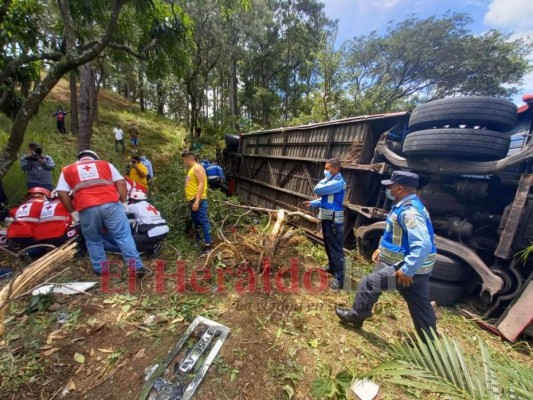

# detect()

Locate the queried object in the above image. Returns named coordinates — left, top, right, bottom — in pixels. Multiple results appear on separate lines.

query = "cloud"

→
left=380, top=0, right=405, bottom=10
left=485, top=0, right=533, bottom=31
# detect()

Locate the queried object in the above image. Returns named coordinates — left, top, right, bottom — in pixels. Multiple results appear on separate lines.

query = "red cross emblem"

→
left=21, top=205, right=28, bottom=210
left=46, top=205, right=53, bottom=210
left=83, top=165, right=92, bottom=171
left=146, top=205, right=158, bottom=215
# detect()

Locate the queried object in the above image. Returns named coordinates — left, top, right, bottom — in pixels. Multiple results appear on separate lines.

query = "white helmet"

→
left=77, top=149, right=100, bottom=160
left=130, top=189, right=147, bottom=201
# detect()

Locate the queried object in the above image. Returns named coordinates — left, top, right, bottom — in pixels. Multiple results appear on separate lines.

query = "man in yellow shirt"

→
left=182, top=151, right=211, bottom=256
left=129, top=156, right=148, bottom=186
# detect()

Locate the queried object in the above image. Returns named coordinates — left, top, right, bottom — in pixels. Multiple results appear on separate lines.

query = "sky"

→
left=322, top=0, right=533, bottom=104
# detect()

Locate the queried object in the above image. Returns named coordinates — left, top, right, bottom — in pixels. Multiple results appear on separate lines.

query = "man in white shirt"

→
left=113, top=124, right=125, bottom=154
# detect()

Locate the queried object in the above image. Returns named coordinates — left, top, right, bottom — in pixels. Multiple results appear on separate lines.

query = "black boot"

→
left=335, top=306, right=365, bottom=329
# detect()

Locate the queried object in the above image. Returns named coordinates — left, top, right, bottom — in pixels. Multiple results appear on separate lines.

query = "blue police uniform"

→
left=205, top=164, right=225, bottom=181
left=337, top=171, right=438, bottom=340
left=310, top=172, right=346, bottom=285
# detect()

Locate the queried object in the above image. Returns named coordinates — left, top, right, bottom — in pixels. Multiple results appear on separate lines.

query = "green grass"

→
left=0, top=78, right=188, bottom=205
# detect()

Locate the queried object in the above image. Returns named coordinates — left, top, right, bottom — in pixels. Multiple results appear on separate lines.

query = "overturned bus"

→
left=224, top=95, right=533, bottom=341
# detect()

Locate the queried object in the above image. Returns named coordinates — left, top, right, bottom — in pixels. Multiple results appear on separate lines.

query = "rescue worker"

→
left=7, top=187, right=50, bottom=247
left=56, top=150, right=144, bottom=276
left=303, top=158, right=346, bottom=291
left=103, top=189, right=168, bottom=257
left=205, top=159, right=228, bottom=193
left=335, top=171, right=438, bottom=341
left=124, top=176, right=148, bottom=200
left=34, top=191, right=77, bottom=247
left=182, top=151, right=212, bottom=257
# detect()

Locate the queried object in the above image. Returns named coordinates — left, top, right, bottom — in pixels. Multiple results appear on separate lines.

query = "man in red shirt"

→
left=56, top=150, right=144, bottom=276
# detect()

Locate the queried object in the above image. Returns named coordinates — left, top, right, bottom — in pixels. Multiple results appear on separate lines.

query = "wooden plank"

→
left=495, top=173, right=532, bottom=259
left=301, top=163, right=316, bottom=194
left=497, top=278, right=533, bottom=342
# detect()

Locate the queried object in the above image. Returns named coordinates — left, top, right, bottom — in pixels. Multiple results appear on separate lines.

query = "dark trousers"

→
left=57, top=120, right=66, bottom=133
left=27, top=182, right=54, bottom=192
left=190, top=200, right=211, bottom=245
left=322, top=220, right=344, bottom=283
left=351, top=263, right=437, bottom=339
left=115, top=139, right=125, bottom=153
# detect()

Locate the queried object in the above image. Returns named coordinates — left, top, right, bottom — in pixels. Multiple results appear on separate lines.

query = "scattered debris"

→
left=139, top=316, right=230, bottom=400
left=351, top=378, right=379, bottom=400
left=57, top=312, right=71, bottom=325
left=143, top=315, right=162, bottom=326
left=0, top=240, right=77, bottom=335
left=32, top=281, right=98, bottom=296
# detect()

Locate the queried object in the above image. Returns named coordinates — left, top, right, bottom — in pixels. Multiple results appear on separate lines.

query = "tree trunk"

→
left=78, top=62, right=93, bottom=152
left=139, top=69, right=145, bottom=112
left=156, top=81, right=165, bottom=115
left=230, top=56, right=239, bottom=130
left=90, top=66, right=98, bottom=123
left=69, top=70, right=79, bottom=134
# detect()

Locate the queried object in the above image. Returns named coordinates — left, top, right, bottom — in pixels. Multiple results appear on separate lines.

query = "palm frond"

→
left=358, top=331, right=529, bottom=399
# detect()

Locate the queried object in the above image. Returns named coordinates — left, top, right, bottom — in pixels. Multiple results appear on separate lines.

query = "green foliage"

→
left=310, top=364, right=353, bottom=399
left=341, top=13, right=533, bottom=115
left=359, top=332, right=533, bottom=400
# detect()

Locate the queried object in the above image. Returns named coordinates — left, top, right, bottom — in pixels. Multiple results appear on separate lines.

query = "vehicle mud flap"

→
left=497, top=272, right=533, bottom=342
left=139, top=316, right=230, bottom=400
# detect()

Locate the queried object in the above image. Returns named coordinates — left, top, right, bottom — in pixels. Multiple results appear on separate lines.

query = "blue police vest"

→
left=379, top=196, right=436, bottom=274
left=205, top=165, right=222, bottom=178
left=318, top=174, right=346, bottom=224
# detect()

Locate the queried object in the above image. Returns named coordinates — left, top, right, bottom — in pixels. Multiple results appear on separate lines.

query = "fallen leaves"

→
left=42, top=347, right=60, bottom=356
left=73, top=352, right=85, bottom=364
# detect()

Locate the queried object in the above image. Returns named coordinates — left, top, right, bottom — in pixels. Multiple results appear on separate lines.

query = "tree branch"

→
left=0, top=0, right=13, bottom=26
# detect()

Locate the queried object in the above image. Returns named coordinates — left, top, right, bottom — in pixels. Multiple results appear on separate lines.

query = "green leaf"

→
left=309, top=338, right=319, bottom=349
left=310, top=377, right=334, bottom=399
left=121, top=304, right=131, bottom=312
left=74, top=352, right=85, bottom=364
left=283, top=384, right=295, bottom=399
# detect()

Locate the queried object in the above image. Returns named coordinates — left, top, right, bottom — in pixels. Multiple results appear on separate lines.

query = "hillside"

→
left=0, top=77, right=186, bottom=204
left=0, top=83, right=532, bottom=400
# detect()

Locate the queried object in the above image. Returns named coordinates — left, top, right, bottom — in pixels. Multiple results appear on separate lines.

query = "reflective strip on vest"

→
left=73, top=178, right=115, bottom=194
left=39, top=216, right=69, bottom=222
left=15, top=217, right=40, bottom=223
left=318, top=208, right=344, bottom=224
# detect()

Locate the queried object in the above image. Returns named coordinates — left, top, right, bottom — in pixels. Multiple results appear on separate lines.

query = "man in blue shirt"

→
left=205, top=160, right=229, bottom=194
left=336, top=171, right=438, bottom=340
left=140, top=151, right=154, bottom=181
left=304, top=158, right=346, bottom=291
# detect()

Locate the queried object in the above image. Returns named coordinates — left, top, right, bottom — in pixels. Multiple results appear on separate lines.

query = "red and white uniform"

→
left=34, top=199, right=73, bottom=241
left=56, top=158, right=124, bottom=211
left=127, top=201, right=169, bottom=237
left=124, top=177, right=148, bottom=199
left=7, top=199, right=45, bottom=239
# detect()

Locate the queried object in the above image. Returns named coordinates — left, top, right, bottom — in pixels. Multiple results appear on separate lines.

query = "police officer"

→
left=335, top=171, right=438, bottom=340
left=304, top=158, right=346, bottom=291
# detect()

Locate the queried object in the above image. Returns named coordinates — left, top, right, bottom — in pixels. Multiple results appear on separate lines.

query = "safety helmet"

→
left=77, top=150, right=100, bottom=160
left=28, top=187, right=51, bottom=198
left=130, top=189, right=147, bottom=201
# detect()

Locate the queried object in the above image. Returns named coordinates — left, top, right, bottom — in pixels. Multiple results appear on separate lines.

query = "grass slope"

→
left=0, top=77, right=186, bottom=204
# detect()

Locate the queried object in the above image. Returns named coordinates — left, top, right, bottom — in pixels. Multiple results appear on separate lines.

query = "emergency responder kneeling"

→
left=303, top=158, right=346, bottom=291
left=335, top=171, right=439, bottom=341
left=7, top=187, right=50, bottom=248
left=103, top=189, right=169, bottom=257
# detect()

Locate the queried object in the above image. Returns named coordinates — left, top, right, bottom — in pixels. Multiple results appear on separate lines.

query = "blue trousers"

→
left=190, top=200, right=211, bottom=245
left=351, top=263, right=437, bottom=339
left=79, top=202, right=143, bottom=273
left=322, top=220, right=345, bottom=283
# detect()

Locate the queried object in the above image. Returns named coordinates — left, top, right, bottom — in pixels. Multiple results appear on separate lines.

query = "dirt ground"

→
left=1, top=236, right=532, bottom=400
